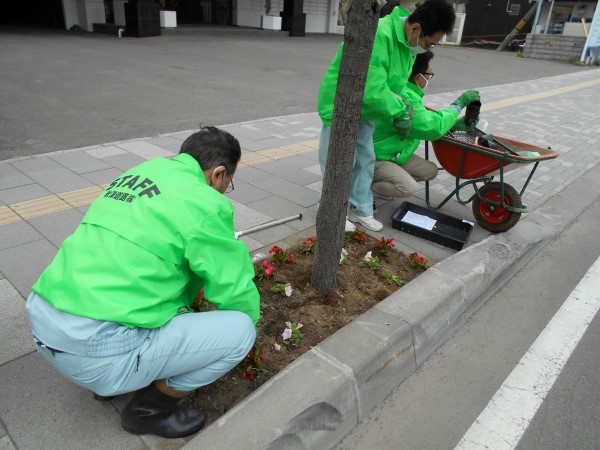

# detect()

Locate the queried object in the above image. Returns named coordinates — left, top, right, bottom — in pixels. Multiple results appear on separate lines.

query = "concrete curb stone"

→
left=315, top=307, right=415, bottom=420
left=183, top=163, right=600, bottom=450
left=377, top=269, right=466, bottom=368
left=190, top=350, right=358, bottom=450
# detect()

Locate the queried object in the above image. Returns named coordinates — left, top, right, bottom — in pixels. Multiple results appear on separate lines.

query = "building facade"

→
left=2, top=0, right=597, bottom=43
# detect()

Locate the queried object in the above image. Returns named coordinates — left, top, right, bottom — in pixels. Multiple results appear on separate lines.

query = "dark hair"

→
left=179, top=125, right=241, bottom=175
left=408, top=0, right=456, bottom=36
left=410, top=50, right=434, bottom=80
left=379, top=1, right=400, bottom=19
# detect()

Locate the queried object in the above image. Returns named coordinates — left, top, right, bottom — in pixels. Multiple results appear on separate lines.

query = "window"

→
left=509, top=4, right=521, bottom=16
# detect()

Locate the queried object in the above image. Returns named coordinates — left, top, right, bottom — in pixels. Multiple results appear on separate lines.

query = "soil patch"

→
left=188, top=231, right=428, bottom=425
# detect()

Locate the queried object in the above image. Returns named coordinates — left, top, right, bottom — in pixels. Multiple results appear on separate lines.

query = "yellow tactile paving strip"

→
left=0, top=206, right=21, bottom=226
left=10, top=195, right=72, bottom=220
left=0, top=140, right=319, bottom=227
left=59, top=186, right=106, bottom=208
left=482, top=79, right=600, bottom=113
left=238, top=140, right=318, bottom=167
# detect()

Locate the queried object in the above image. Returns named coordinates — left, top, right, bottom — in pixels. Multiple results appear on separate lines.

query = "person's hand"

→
left=393, top=113, right=412, bottom=139
left=452, top=116, right=478, bottom=132
left=451, top=90, right=480, bottom=110
left=401, top=97, right=414, bottom=119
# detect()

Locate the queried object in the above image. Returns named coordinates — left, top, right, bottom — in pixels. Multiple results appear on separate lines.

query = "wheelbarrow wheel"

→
left=472, top=182, right=522, bottom=233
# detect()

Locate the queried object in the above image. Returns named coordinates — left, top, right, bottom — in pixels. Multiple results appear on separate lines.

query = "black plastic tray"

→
left=391, top=202, right=473, bottom=251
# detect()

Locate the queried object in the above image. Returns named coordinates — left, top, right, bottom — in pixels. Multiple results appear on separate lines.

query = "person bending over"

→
left=317, top=0, right=456, bottom=231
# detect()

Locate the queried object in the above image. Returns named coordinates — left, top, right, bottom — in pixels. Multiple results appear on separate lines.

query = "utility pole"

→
left=496, top=1, right=539, bottom=52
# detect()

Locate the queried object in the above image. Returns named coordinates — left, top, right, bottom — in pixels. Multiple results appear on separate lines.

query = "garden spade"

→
left=234, top=214, right=302, bottom=240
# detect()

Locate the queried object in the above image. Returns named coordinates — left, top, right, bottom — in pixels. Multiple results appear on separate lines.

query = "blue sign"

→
left=581, top=3, right=600, bottom=61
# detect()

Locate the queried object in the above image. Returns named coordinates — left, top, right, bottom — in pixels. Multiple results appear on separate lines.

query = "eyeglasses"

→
left=421, top=34, right=436, bottom=50
left=424, top=72, right=435, bottom=79
left=224, top=171, right=235, bottom=194
left=414, top=28, right=436, bottom=50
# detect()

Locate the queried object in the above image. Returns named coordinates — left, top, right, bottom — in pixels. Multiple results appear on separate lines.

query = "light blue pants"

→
left=26, top=292, right=256, bottom=396
left=318, top=120, right=375, bottom=217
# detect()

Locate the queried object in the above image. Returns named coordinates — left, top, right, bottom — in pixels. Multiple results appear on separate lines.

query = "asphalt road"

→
left=335, top=197, right=600, bottom=450
left=0, top=25, right=594, bottom=160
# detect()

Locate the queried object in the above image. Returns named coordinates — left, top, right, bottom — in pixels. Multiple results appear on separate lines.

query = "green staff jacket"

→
left=32, top=153, right=260, bottom=329
left=374, top=82, right=458, bottom=165
left=317, top=7, right=413, bottom=126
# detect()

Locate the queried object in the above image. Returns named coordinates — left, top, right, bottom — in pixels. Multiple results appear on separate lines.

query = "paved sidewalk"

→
left=0, top=69, right=599, bottom=450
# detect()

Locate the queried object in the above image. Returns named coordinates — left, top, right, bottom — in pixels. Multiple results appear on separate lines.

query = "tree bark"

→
left=311, top=0, right=380, bottom=293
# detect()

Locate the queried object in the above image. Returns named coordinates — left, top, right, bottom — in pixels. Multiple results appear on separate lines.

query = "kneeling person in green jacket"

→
left=372, top=50, right=480, bottom=199
left=26, top=126, right=260, bottom=439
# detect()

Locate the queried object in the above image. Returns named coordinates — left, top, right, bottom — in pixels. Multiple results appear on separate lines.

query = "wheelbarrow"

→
left=424, top=127, right=560, bottom=233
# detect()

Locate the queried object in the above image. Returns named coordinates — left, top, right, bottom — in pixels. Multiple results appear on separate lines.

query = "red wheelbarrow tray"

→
left=431, top=134, right=560, bottom=179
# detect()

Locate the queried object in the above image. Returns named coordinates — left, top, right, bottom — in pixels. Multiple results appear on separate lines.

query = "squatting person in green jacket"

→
left=25, top=126, right=260, bottom=439
left=317, top=0, right=456, bottom=231
left=372, top=50, right=480, bottom=199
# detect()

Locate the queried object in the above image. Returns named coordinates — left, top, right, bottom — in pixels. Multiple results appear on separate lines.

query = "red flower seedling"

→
left=255, top=259, right=275, bottom=280
left=347, top=230, right=367, bottom=244
left=375, top=236, right=395, bottom=256
left=237, top=344, right=266, bottom=380
left=296, top=236, right=317, bottom=254
left=269, top=245, right=293, bottom=266
left=407, top=251, right=429, bottom=271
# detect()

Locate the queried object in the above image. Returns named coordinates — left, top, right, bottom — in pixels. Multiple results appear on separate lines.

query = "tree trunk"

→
left=311, top=0, right=380, bottom=293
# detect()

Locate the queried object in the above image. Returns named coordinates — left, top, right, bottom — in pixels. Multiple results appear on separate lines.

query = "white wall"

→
left=305, top=14, right=327, bottom=32
left=76, top=0, right=88, bottom=29
left=236, top=0, right=283, bottom=28
left=62, top=0, right=113, bottom=31
left=236, top=0, right=341, bottom=33
left=327, top=0, right=339, bottom=33
left=442, top=12, right=465, bottom=45
left=81, top=0, right=107, bottom=30
left=114, top=0, right=127, bottom=26
left=62, top=0, right=79, bottom=29
left=304, top=0, right=328, bottom=32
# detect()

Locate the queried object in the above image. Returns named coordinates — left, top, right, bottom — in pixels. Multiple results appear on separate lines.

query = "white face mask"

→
left=417, top=73, right=429, bottom=90
left=409, top=29, right=428, bottom=56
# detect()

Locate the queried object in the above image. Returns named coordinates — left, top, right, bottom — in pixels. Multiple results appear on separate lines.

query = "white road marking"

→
left=455, top=255, right=600, bottom=450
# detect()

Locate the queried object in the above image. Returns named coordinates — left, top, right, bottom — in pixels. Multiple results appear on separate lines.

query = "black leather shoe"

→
left=93, top=393, right=115, bottom=401
left=121, top=383, right=205, bottom=438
